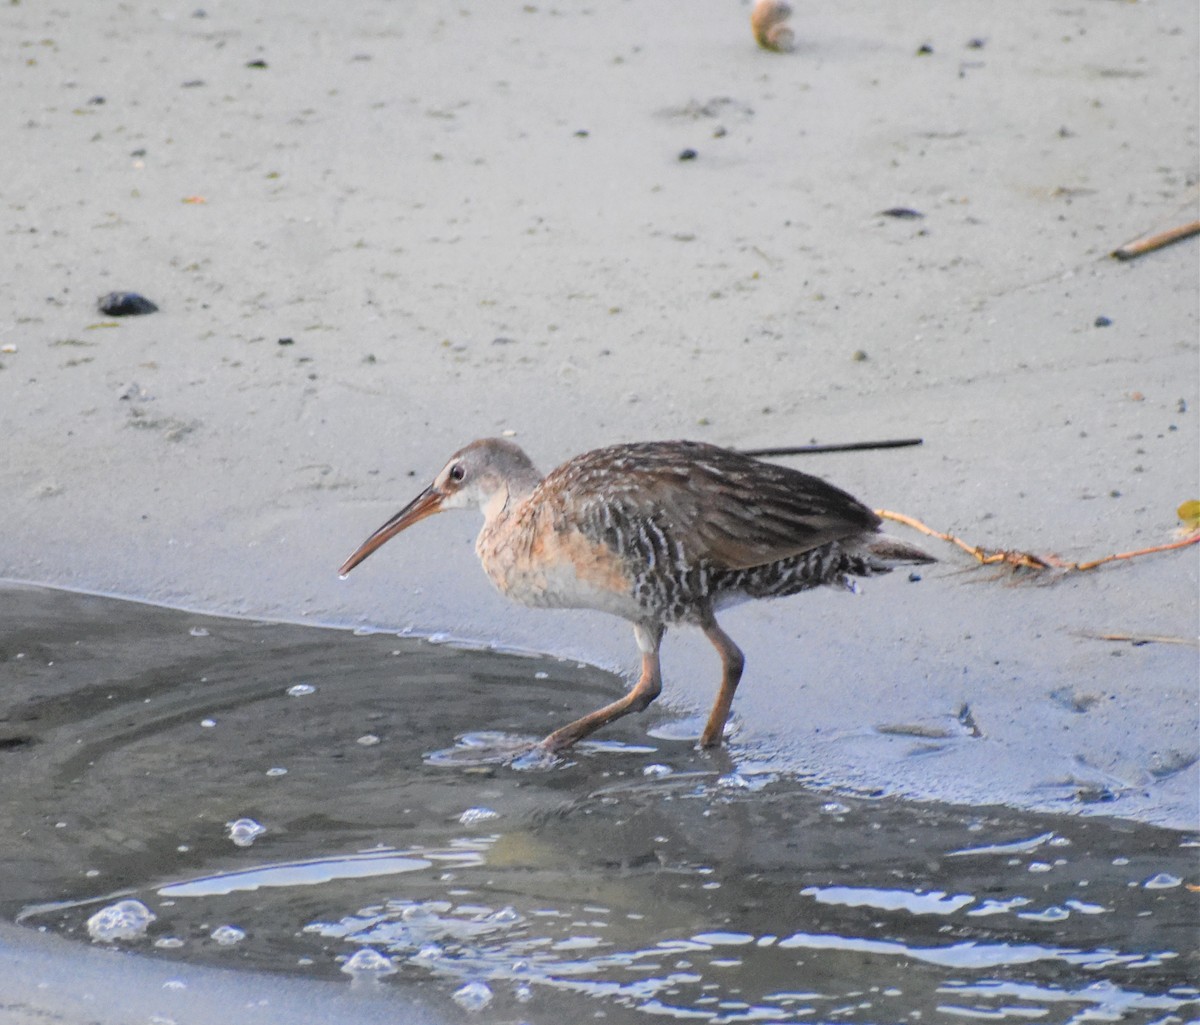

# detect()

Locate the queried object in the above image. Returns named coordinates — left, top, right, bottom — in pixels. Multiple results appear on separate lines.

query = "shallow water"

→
left=1, top=584, right=1196, bottom=1024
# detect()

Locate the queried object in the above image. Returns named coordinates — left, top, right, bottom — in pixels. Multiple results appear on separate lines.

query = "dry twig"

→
left=876, top=509, right=1200, bottom=575
left=1111, top=220, right=1200, bottom=261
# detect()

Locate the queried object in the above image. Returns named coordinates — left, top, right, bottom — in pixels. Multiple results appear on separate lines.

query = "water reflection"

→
left=1, top=585, right=1196, bottom=1024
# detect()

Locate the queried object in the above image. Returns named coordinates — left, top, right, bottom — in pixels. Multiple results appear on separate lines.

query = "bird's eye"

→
left=449, top=463, right=465, bottom=482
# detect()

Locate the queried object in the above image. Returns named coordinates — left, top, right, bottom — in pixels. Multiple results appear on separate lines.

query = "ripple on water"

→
left=4, top=589, right=1196, bottom=1025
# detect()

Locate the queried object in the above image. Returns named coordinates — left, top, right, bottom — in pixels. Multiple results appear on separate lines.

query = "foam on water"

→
left=86, top=899, right=156, bottom=943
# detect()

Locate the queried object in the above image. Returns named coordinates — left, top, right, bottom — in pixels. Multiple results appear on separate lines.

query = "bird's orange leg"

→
left=539, top=624, right=664, bottom=752
left=699, top=616, right=744, bottom=748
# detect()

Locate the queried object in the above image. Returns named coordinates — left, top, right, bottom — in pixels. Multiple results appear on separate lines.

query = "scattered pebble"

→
left=98, top=292, right=158, bottom=316
left=678, top=148, right=698, bottom=161
left=880, top=207, right=924, bottom=220
left=1094, top=315, right=1112, bottom=328
left=751, top=0, right=794, bottom=54
left=916, top=43, right=934, bottom=56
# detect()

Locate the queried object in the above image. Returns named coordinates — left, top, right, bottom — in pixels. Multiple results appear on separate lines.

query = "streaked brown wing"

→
left=540, top=441, right=881, bottom=571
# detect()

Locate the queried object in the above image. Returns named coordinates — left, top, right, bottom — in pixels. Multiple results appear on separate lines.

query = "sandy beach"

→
left=2, top=3, right=1198, bottom=1022
left=3, top=0, right=1197, bottom=822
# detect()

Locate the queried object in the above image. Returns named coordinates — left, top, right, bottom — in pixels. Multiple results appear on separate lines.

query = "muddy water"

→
left=1, top=584, right=1196, bottom=1024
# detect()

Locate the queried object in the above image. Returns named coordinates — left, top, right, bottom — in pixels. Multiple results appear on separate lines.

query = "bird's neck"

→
left=480, top=472, right=540, bottom=528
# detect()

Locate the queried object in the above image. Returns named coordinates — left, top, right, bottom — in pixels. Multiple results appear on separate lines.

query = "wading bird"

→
left=340, top=439, right=932, bottom=752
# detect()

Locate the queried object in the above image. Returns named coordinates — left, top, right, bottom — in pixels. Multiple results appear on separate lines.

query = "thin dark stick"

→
left=741, top=438, right=923, bottom=457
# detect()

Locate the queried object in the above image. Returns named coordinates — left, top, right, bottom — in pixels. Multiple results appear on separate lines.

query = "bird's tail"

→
left=855, top=534, right=936, bottom=568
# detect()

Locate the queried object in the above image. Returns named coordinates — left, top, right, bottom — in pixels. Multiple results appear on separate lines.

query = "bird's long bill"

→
left=338, top=486, right=442, bottom=576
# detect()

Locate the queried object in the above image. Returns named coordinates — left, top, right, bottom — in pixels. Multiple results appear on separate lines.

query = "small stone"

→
left=1094, top=315, right=1112, bottom=328
left=678, top=148, right=698, bottom=161
left=98, top=292, right=158, bottom=316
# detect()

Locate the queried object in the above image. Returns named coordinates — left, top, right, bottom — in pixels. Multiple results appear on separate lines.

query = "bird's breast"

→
left=476, top=510, right=645, bottom=620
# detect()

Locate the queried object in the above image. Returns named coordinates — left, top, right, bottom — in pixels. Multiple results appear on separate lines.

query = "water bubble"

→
left=643, top=763, right=673, bottom=778
left=459, top=807, right=499, bottom=825
left=1027, top=861, right=1052, bottom=873
left=286, top=683, right=316, bottom=697
left=200, top=718, right=216, bottom=728
left=402, top=903, right=438, bottom=922
left=534, top=671, right=549, bottom=679
left=487, top=905, right=521, bottom=925
left=1017, top=905, right=1070, bottom=922
left=188, top=627, right=209, bottom=638
left=226, top=817, right=266, bottom=847
left=87, top=899, right=156, bottom=942
left=154, top=937, right=185, bottom=949
left=356, top=734, right=381, bottom=746
left=210, top=925, right=245, bottom=946
left=265, top=767, right=288, bottom=777
left=452, top=981, right=494, bottom=1012
left=162, top=979, right=187, bottom=990
left=341, top=947, right=397, bottom=978
left=822, top=801, right=851, bottom=815
left=414, top=943, right=444, bottom=960
left=514, top=982, right=533, bottom=1003
left=1144, top=872, right=1182, bottom=889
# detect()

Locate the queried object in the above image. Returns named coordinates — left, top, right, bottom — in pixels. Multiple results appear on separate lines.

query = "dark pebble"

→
left=98, top=292, right=158, bottom=316
left=182, top=80, right=205, bottom=88
left=966, top=38, right=986, bottom=49
left=907, top=572, right=922, bottom=582
left=87, top=95, right=105, bottom=105
left=277, top=337, right=295, bottom=346
left=880, top=207, right=924, bottom=219
left=246, top=59, right=268, bottom=69
left=1094, top=315, right=1112, bottom=327
left=574, top=129, right=589, bottom=137
left=916, top=43, right=934, bottom=56
left=678, top=148, right=698, bottom=161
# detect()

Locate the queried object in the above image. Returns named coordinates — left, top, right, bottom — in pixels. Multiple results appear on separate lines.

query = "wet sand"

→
left=1, top=1, right=1196, bottom=832
left=1, top=584, right=1195, bottom=1024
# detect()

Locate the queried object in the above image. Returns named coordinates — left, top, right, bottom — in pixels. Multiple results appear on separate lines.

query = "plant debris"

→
left=1111, top=220, right=1200, bottom=261
left=876, top=509, right=1200, bottom=576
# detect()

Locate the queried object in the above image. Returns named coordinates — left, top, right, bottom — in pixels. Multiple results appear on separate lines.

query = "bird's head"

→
left=338, top=438, right=541, bottom=576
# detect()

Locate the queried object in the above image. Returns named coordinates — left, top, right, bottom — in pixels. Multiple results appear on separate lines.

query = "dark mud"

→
left=1, top=584, right=1196, bottom=1024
